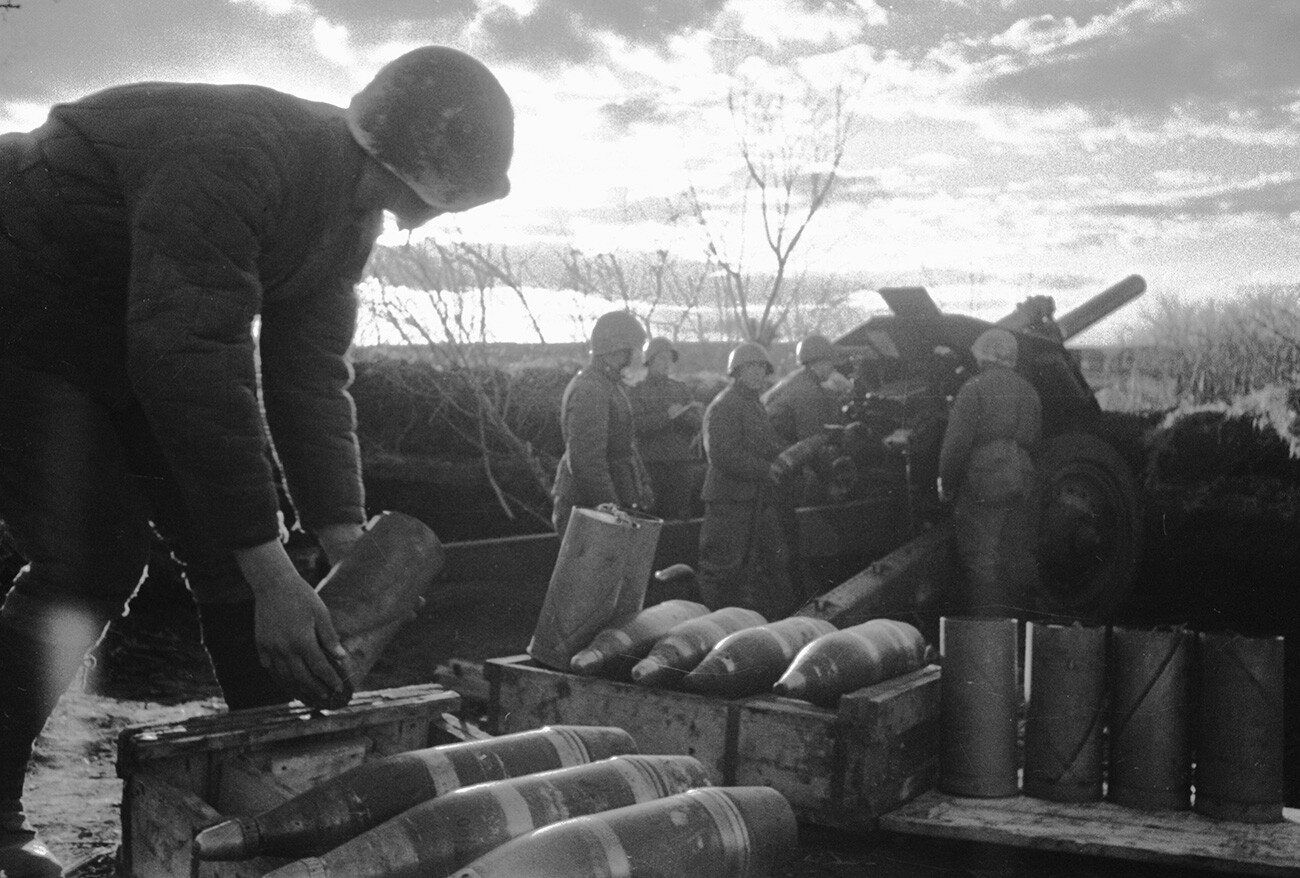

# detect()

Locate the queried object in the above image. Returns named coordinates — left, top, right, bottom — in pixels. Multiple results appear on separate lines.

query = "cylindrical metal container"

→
left=1108, top=626, right=1194, bottom=810
left=529, top=506, right=663, bottom=671
left=315, top=511, right=446, bottom=708
left=262, top=754, right=712, bottom=878
left=631, top=607, right=767, bottom=688
left=1023, top=622, right=1106, bottom=802
left=939, top=616, right=1020, bottom=797
left=192, top=725, right=638, bottom=860
left=1195, top=631, right=1285, bottom=823
left=771, top=618, right=927, bottom=708
left=570, top=600, right=710, bottom=678
left=449, top=786, right=797, bottom=878
left=683, top=617, right=837, bottom=698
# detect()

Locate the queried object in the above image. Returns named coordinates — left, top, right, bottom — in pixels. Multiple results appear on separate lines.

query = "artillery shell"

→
left=314, top=511, right=446, bottom=709
left=570, top=599, right=710, bottom=678
left=772, top=618, right=926, bottom=707
left=682, top=617, right=836, bottom=698
left=262, top=754, right=711, bottom=878
left=630, top=607, right=767, bottom=688
left=193, top=725, right=637, bottom=861
left=450, top=786, right=796, bottom=878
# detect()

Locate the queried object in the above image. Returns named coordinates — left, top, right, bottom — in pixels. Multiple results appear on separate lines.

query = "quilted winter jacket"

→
left=938, top=363, right=1043, bottom=502
left=552, top=362, right=646, bottom=510
left=762, top=366, right=840, bottom=445
left=701, top=381, right=784, bottom=503
left=0, top=82, right=382, bottom=551
left=630, top=372, right=700, bottom=463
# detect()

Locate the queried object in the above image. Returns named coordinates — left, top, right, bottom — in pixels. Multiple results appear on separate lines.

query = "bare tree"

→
left=680, top=70, right=860, bottom=346
left=561, top=247, right=712, bottom=342
left=363, top=240, right=556, bottom=527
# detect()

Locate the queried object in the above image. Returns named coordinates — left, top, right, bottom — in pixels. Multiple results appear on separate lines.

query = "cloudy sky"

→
left=2, top=0, right=1298, bottom=344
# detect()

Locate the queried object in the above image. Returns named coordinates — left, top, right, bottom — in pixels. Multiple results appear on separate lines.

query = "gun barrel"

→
left=1056, top=274, right=1145, bottom=341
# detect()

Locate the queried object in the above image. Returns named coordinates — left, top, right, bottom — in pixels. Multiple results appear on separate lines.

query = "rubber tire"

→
left=1035, top=431, right=1142, bottom=622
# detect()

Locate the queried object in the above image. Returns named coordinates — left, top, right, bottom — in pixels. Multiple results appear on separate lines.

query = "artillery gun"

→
left=828, top=275, right=1146, bottom=621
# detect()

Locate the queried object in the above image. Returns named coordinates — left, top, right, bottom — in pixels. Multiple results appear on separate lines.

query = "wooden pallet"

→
left=882, top=790, right=1300, bottom=876
left=116, top=684, right=463, bottom=878
left=484, top=654, right=940, bottom=829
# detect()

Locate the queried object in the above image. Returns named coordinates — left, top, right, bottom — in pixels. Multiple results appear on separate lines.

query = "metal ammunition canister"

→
left=570, top=600, right=710, bottom=678
left=192, top=725, right=638, bottom=860
left=262, top=754, right=711, bottom=878
left=683, top=617, right=837, bottom=698
left=314, top=511, right=446, bottom=709
left=771, top=618, right=925, bottom=707
left=1023, top=622, right=1106, bottom=803
left=1195, top=631, right=1285, bottom=823
left=630, top=607, right=767, bottom=688
left=938, top=616, right=1020, bottom=797
left=449, top=786, right=797, bottom=878
left=1108, top=626, right=1194, bottom=810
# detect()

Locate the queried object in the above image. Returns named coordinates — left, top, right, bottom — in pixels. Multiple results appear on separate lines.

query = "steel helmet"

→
left=971, top=327, right=1018, bottom=368
left=643, top=336, right=679, bottom=366
left=590, top=310, right=647, bottom=357
left=796, top=333, right=839, bottom=365
left=347, top=46, right=514, bottom=212
left=727, top=341, right=774, bottom=376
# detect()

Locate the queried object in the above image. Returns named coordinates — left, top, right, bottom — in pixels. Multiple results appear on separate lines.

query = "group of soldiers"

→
left=0, top=41, right=1042, bottom=875
left=551, top=310, right=1044, bottom=625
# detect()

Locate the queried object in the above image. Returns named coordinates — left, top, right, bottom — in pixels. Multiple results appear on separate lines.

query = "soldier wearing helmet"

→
left=695, top=342, right=797, bottom=617
left=0, top=47, right=512, bottom=874
left=938, top=327, right=1043, bottom=615
left=762, top=332, right=845, bottom=496
left=630, top=337, right=702, bottom=520
left=551, top=311, right=654, bottom=537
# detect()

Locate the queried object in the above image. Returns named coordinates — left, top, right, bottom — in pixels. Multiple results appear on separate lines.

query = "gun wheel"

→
left=1035, top=432, right=1141, bottom=621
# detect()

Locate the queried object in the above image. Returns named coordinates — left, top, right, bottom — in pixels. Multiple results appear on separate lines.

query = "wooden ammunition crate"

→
left=484, top=655, right=940, bottom=829
left=116, top=684, right=465, bottom=878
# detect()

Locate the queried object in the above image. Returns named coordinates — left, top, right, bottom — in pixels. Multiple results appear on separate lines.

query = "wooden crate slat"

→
left=118, top=685, right=459, bottom=772
left=882, top=790, right=1300, bottom=876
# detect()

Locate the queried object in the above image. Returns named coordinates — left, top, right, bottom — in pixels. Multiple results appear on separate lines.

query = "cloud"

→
left=966, top=0, right=1300, bottom=122
left=1096, top=174, right=1300, bottom=219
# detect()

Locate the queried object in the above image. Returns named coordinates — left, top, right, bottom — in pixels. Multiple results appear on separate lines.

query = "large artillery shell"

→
left=1108, top=626, right=1193, bottom=810
left=262, top=754, right=711, bottom=878
left=630, top=607, right=767, bottom=688
left=939, top=616, right=1020, bottom=797
left=771, top=618, right=926, bottom=707
left=1195, top=631, right=1285, bottom=823
left=193, top=725, right=637, bottom=861
left=450, top=786, right=797, bottom=878
left=1023, top=622, right=1106, bottom=803
left=683, top=617, right=837, bottom=698
left=315, top=511, right=445, bottom=709
left=570, top=600, right=710, bottom=678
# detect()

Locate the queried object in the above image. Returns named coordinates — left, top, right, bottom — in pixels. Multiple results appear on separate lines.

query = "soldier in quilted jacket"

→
left=0, top=48, right=512, bottom=876
left=551, top=311, right=653, bottom=538
left=630, top=337, right=702, bottom=519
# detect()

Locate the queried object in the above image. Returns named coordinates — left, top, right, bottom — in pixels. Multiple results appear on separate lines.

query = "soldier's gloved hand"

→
left=235, top=538, right=350, bottom=707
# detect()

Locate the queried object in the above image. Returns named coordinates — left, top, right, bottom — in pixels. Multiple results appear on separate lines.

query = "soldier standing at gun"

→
left=631, top=337, right=702, bottom=520
left=696, top=342, right=796, bottom=618
left=937, top=328, right=1042, bottom=616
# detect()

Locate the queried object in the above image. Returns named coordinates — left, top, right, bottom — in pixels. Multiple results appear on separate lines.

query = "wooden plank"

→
left=118, top=685, right=458, bottom=772
left=733, top=696, right=837, bottom=814
left=882, top=790, right=1300, bottom=877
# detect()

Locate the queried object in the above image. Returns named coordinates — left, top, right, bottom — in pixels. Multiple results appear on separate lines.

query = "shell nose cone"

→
left=193, top=817, right=257, bottom=861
